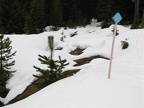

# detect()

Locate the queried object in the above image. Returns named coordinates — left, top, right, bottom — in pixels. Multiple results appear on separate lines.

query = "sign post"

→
left=108, top=13, right=122, bottom=79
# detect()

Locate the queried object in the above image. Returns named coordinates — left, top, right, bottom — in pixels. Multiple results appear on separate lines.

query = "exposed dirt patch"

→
left=65, top=69, right=81, bottom=74
left=55, top=47, right=63, bottom=50
left=7, top=70, right=76, bottom=105
left=74, top=55, right=109, bottom=66
left=7, top=79, right=40, bottom=105
left=69, top=47, right=85, bottom=55
left=6, top=48, right=109, bottom=106
left=69, top=48, right=109, bottom=66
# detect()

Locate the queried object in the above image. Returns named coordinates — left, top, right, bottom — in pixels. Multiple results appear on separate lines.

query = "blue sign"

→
left=112, top=13, right=122, bottom=24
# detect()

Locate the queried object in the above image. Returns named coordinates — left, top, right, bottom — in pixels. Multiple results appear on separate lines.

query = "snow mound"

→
left=0, top=25, right=144, bottom=108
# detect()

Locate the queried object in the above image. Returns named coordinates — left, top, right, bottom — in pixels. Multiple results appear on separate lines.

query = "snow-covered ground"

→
left=0, top=24, right=144, bottom=108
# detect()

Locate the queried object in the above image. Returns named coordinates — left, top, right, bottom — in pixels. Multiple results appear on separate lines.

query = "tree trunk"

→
left=134, top=0, right=139, bottom=22
left=132, top=0, right=140, bottom=29
left=139, top=9, right=144, bottom=28
left=142, top=9, right=144, bottom=24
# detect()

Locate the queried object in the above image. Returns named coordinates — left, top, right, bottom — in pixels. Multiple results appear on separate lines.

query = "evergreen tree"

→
left=61, top=0, right=85, bottom=27
left=61, top=0, right=73, bottom=26
left=132, top=0, right=140, bottom=29
left=139, top=0, right=144, bottom=19
left=0, top=0, right=142, bottom=33
left=96, top=0, right=113, bottom=22
left=81, top=0, right=98, bottom=24
left=33, top=0, right=46, bottom=32
left=11, top=0, right=25, bottom=33
left=0, top=0, right=25, bottom=34
left=0, top=34, right=16, bottom=98
left=95, top=0, right=134, bottom=25
left=24, top=12, right=37, bottom=34
left=49, top=0, right=63, bottom=28
left=33, top=36, right=69, bottom=89
left=44, top=0, right=51, bottom=26
left=0, top=1, right=2, bottom=33
left=96, top=0, right=114, bottom=28
left=0, top=0, right=12, bottom=33
left=24, top=0, right=46, bottom=34
left=139, top=10, right=144, bottom=28
left=114, top=0, right=134, bottom=24
left=69, top=0, right=83, bottom=27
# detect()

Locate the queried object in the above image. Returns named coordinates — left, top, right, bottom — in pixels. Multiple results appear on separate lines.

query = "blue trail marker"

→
left=112, top=12, right=122, bottom=24
left=108, top=12, right=122, bottom=79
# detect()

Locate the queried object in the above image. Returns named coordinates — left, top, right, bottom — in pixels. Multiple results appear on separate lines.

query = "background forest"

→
left=0, top=0, right=143, bottom=34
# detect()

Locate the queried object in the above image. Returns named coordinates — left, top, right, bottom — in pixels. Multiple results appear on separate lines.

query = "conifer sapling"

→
left=0, top=34, right=16, bottom=98
left=33, top=36, right=69, bottom=89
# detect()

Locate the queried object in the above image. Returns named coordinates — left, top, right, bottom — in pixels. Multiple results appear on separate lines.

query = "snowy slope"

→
left=0, top=25, right=144, bottom=108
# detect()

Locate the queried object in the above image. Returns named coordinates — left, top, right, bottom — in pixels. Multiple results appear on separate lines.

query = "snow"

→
left=0, top=24, right=144, bottom=108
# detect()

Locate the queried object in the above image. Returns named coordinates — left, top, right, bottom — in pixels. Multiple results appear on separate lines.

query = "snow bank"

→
left=0, top=25, right=144, bottom=108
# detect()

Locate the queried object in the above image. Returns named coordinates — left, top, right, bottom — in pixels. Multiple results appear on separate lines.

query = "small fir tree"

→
left=60, top=30, right=66, bottom=42
left=33, top=36, right=69, bottom=89
left=0, top=34, right=16, bottom=98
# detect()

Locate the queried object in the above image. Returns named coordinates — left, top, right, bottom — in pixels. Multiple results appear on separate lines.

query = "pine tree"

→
left=24, top=12, right=37, bottom=34
left=113, top=0, right=134, bottom=24
left=0, top=34, right=16, bottom=98
left=96, top=0, right=113, bottom=22
left=44, top=0, right=50, bottom=24
left=32, top=0, right=46, bottom=32
left=0, top=4, right=2, bottom=33
left=81, top=0, right=98, bottom=24
left=132, top=0, right=140, bottom=29
left=138, top=0, right=144, bottom=28
left=0, top=0, right=11, bottom=33
left=49, top=0, right=63, bottom=28
left=139, top=9, right=144, bottom=28
left=0, top=0, right=141, bottom=32
left=61, top=0, right=73, bottom=26
left=33, top=36, right=69, bottom=89
left=24, top=0, right=46, bottom=34
left=11, top=0, right=25, bottom=33
left=0, top=0, right=25, bottom=34
left=69, top=0, right=83, bottom=27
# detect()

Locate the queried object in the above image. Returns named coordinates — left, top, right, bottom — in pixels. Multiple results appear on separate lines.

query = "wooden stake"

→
left=108, top=24, right=117, bottom=79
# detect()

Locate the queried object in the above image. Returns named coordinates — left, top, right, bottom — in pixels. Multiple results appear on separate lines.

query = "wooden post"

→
left=108, top=24, right=117, bottom=79
left=108, top=12, right=122, bottom=79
